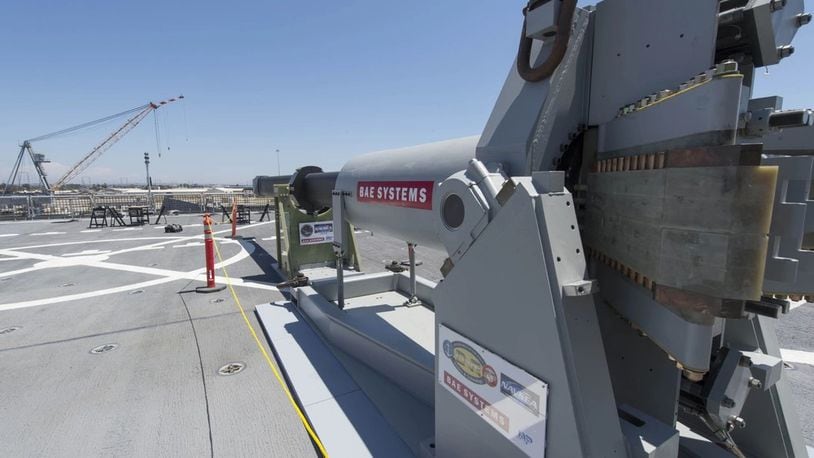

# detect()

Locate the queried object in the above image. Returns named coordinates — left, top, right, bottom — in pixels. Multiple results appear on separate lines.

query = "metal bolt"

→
left=729, top=416, right=747, bottom=429
left=796, top=13, right=812, bottom=27
left=721, top=397, right=736, bottom=408
left=777, top=45, right=795, bottom=60
left=770, top=0, right=787, bottom=12
left=715, top=60, right=739, bottom=75
left=749, top=377, right=762, bottom=389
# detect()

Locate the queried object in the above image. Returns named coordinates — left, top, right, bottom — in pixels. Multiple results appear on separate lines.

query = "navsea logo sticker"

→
left=300, top=224, right=314, bottom=237
left=443, top=339, right=497, bottom=387
left=500, top=373, right=541, bottom=416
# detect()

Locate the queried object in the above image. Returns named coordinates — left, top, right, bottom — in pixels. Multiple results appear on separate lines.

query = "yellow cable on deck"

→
left=207, top=224, right=329, bottom=457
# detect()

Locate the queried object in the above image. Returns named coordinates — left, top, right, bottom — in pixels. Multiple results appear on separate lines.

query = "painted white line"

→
left=0, top=266, right=43, bottom=277
left=0, top=233, right=274, bottom=310
left=63, top=249, right=112, bottom=257
left=261, top=236, right=277, bottom=241
left=81, top=229, right=102, bottom=233
left=0, top=249, right=59, bottom=262
left=172, top=242, right=205, bottom=248
left=0, top=219, right=74, bottom=225
left=0, top=274, right=278, bottom=312
left=126, top=246, right=165, bottom=252
left=186, top=223, right=203, bottom=227
left=0, top=234, right=19, bottom=238
left=112, top=227, right=143, bottom=232
left=781, top=348, right=814, bottom=366
left=30, top=232, right=66, bottom=236
left=5, top=236, right=186, bottom=252
left=0, top=277, right=182, bottom=311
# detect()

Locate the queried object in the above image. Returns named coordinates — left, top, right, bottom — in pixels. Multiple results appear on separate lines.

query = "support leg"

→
left=404, top=242, right=421, bottom=307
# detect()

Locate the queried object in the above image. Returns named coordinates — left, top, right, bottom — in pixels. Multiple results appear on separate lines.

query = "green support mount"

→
left=273, top=184, right=360, bottom=278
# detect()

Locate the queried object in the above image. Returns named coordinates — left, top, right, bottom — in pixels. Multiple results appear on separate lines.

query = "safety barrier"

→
left=0, top=192, right=275, bottom=221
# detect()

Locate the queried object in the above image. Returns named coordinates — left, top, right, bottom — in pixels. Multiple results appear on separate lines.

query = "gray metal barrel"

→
left=253, top=175, right=292, bottom=196
left=333, top=136, right=479, bottom=248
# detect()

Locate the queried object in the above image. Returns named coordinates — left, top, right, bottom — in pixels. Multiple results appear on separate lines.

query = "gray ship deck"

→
left=0, top=215, right=812, bottom=456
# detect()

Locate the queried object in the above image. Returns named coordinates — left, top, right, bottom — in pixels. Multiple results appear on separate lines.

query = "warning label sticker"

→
left=439, top=324, right=548, bottom=457
left=356, top=180, right=433, bottom=210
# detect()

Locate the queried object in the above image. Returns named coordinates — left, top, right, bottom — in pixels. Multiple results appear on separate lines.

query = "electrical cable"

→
left=206, top=224, right=329, bottom=457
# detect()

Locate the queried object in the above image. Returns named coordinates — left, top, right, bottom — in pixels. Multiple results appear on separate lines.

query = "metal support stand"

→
left=336, top=254, right=345, bottom=309
left=404, top=242, right=421, bottom=307
left=332, top=190, right=347, bottom=309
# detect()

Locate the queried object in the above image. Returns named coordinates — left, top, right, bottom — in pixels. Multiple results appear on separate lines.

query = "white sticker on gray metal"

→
left=298, top=222, right=334, bottom=246
left=438, top=324, right=548, bottom=457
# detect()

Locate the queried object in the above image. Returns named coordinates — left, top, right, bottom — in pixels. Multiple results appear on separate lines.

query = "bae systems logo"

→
left=443, top=339, right=497, bottom=387
left=500, top=373, right=540, bottom=416
left=356, top=180, right=434, bottom=210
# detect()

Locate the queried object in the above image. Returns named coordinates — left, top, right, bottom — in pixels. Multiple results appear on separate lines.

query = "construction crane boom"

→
left=52, top=96, right=183, bottom=191
left=2, top=95, right=183, bottom=195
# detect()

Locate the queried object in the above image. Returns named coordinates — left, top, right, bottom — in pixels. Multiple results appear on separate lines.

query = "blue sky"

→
left=1, top=0, right=812, bottom=185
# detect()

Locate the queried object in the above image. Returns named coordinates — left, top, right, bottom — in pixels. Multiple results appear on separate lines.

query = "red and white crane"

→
left=3, top=95, right=183, bottom=195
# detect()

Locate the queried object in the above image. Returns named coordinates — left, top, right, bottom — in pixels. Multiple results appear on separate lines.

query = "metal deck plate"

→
left=256, top=301, right=413, bottom=457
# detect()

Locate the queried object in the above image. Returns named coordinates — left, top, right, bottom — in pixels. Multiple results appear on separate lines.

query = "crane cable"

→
left=153, top=110, right=162, bottom=158
left=25, top=104, right=148, bottom=143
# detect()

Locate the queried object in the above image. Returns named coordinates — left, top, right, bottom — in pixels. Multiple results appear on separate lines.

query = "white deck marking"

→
left=0, top=224, right=276, bottom=310
left=63, top=249, right=113, bottom=257
left=80, top=229, right=102, bottom=233
left=0, top=234, right=18, bottom=237
left=112, top=227, right=143, bottom=232
left=261, top=236, right=277, bottom=241
left=0, top=277, right=182, bottom=311
left=0, top=266, right=43, bottom=277
left=172, top=242, right=205, bottom=248
left=30, top=232, right=66, bottom=236
left=781, top=348, right=814, bottom=366
left=0, top=219, right=75, bottom=225
left=4, top=236, right=186, bottom=252
left=127, top=246, right=166, bottom=252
